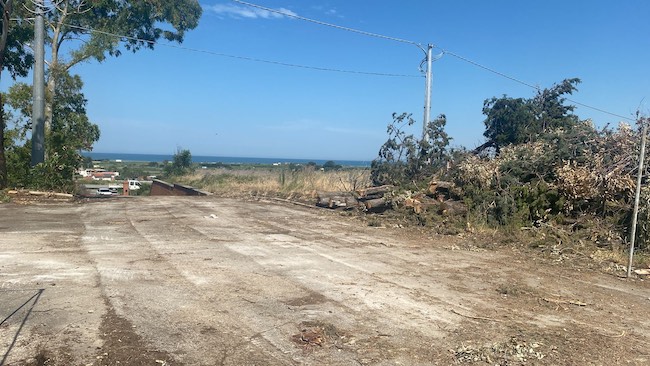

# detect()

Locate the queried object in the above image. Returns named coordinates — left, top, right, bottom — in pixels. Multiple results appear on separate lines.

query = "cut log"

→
left=316, top=191, right=353, bottom=199
left=356, top=185, right=393, bottom=198
left=439, top=200, right=467, bottom=216
left=329, top=196, right=359, bottom=209
left=317, top=197, right=331, bottom=207
left=404, top=198, right=423, bottom=214
left=358, top=193, right=386, bottom=201
left=428, top=180, right=454, bottom=196
left=27, top=191, right=73, bottom=198
left=316, top=193, right=359, bottom=209
left=364, top=197, right=389, bottom=210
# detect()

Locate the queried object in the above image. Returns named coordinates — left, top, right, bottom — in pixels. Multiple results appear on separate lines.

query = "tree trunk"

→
left=364, top=197, right=389, bottom=210
left=356, top=185, right=393, bottom=198
left=316, top=191, right=359, bottom=209
left=0, top=95, right=6, bottom=189
left=0, top=1, right=13, bottom=189
left=45, top=3, right=66, bottom=134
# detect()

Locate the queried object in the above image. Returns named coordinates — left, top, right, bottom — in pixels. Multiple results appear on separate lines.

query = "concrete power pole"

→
left=31, top=0, right=45, bottom=166
left=422, top=44, right=433, bottom=140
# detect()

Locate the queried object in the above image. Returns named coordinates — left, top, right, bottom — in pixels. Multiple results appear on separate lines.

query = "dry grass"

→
left=177, top=167, right=371, bottom=200
left=591, top=248, right=650, bottom=270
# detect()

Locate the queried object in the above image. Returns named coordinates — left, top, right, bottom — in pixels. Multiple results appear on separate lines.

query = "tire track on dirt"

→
left=125, top=199, right=359, bottom=365
left=0, top=204, right=104, bottom=365
left=126, top=198, right=467, bottom=364
left=160, top=199, right=472, bottom=359
left=82, top=198, right=297, bottom=366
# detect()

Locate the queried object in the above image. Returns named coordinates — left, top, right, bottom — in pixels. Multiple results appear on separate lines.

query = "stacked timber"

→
left=356, top=185, right=393, bottom=211
left=430, top=180, right=467, bottom=214
left=428, top=180, right=454, bottom=199
left=315, top=185, right=394, bottom=211
left=316, top=191, right=359, bottom=209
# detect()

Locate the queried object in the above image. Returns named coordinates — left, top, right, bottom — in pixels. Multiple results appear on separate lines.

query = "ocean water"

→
left=83, top=152, right=372, bottom=167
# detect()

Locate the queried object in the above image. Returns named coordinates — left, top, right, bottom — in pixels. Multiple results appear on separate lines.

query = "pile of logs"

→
left=315, top=181, right=466, bottom=216
left=315, top=191, right=359, bottom=209
left=315, top=185, right=393, bottom=211
left=356, top=185, right=393, bottom=211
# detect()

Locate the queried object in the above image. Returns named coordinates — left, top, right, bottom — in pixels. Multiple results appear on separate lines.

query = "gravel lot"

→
left=1, top=196, right=649, bottom=365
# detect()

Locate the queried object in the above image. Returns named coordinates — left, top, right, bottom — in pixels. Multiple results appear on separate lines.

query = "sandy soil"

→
left=1, top=196, right=649, bottom=365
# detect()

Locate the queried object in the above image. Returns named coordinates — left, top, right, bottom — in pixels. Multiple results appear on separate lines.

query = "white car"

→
left=97, top=188, right=115, bottom=196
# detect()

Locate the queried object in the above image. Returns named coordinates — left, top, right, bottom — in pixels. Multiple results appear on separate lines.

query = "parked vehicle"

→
left=127, top=180, right=141, bottom=190
left=97, top=188, right=115, bottom=196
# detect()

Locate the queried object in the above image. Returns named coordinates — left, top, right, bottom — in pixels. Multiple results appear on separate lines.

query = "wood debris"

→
left=542, top=297, right=587, bottom=307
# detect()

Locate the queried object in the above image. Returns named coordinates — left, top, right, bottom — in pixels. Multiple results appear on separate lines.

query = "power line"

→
left=233, top=1, right=633, bottom=122
left=564, top=98, right=634, bottom=121
left=61, top=23, right=421, bottom=78
left=441, top=50, right=540, bottom=90
left=231, top=0, right=421, bottom=48
left=441, top=50, right=634, bottom=121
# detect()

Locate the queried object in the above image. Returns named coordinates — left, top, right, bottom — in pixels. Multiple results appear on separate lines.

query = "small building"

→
left=90, top=171, right=120, bottom=181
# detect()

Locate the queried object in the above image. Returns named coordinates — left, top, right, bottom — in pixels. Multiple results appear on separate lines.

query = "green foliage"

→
left=0, top=1, right=35, bottom=188
left=131, top=182, right=151, bottom=197
left=5, top=141, right=30, bottom=187
left=455, top=78, right=598, bottom=229
left=481, top=96, right=534, bottom=153
left=478, top=78, right=581, bottom=154
left=1, top=0, right=203, bottom=191
left=0, top=0, right=34, bottom=79
left=45, top=0, right=202, bottom=68
left=323, top=160, right=342, bottom=171
left=49, top=70, right=101, bottom=151
left=3, top=70, right=99, bottom=191
left=28, top=152, right=78, bottom=193
left=164, top=148, right=193, bottom=177
left=453, top=92, right=641, bottom=245
left=119, top=165, right=147, bottom=180
left=371, top=112, right=450, bottom=186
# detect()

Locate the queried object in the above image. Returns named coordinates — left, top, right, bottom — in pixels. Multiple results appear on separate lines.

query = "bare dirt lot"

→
left=1, top=196, right=650, bottom=365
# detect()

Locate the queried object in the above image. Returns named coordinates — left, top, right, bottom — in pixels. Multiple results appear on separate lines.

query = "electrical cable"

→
left=62, top=23, right=422, bottom=78
left=442, top=50, right=634, bottom=121
left=231, top=0, right=420, bottom=47
left=232, top=1, right=635, bottom=121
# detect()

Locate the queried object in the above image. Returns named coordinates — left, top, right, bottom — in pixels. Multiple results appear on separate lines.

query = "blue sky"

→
left=9, top=0, right=650, bottom=161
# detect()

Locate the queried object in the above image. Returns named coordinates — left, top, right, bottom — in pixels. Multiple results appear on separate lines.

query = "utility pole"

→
left=31, top=0, right=45, bottom=166
left=628, top=116, right=648, bottom=277
left=422, top=44, right=433, bottom=140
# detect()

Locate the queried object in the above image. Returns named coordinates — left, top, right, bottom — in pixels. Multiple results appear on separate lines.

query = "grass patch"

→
left=0, top=190, right=11, bottom=203
left=177, top=167, right=370, bottom=200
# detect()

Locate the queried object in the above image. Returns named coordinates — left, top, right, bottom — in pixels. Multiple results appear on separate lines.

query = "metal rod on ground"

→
left=30, top=0, right=45, bottom=166
left=628, top=117, right=648, bottom=277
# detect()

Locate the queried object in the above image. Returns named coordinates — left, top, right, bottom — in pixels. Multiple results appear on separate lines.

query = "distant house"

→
left=78, top=168, right=120, bottom=181
left=91, top=172, right=120, bottom=181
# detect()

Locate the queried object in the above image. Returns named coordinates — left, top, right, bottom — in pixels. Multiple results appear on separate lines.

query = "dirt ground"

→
left=1, top=196, right=649, bottom=365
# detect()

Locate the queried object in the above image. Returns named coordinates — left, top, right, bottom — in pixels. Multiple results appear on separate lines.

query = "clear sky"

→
left=11, top=0, right=650, bottom=160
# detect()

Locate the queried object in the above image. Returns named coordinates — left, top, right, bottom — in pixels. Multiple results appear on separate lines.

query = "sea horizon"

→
left=83, top=152, right=372, bottom=167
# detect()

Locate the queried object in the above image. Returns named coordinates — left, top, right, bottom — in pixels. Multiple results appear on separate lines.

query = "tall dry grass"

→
left=177, top=167, right=371, bottom=200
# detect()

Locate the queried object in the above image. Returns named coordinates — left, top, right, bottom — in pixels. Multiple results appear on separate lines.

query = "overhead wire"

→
left=61, top=23, right=421, bottom=78
left=441, top=50, right=634, bottom=121
left=231, top=0, right=421, bottom=47
left=232, top=1, right=635, bottom=121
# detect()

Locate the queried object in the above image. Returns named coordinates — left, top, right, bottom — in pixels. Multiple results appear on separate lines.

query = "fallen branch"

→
left=450, top=309, right=503, bottom=322
left=267, top=197, right=319, bottom=209
left=542, top=297, right=587, bottom=307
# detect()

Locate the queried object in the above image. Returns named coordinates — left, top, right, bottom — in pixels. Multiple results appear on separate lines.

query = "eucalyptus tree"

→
left=2, top=0, right=202, bottom=189
left=42, top=0, right=203, bottom=129
left=0, top=0, right=33, bottom=188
